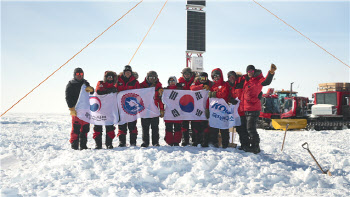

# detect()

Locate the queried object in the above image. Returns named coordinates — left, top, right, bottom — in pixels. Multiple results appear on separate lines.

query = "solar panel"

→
left=187, top=1, right=206, bottom=6
left=187, top=11, right=205, bottom=52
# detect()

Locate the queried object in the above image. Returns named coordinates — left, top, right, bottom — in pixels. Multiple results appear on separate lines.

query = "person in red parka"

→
left=207, top=68, right=231, bottom=148
left=93, top=71, right=118, bottom=149
left=240, top=64, right=276, bottom=154
left=162, top=76, right=183, bottom=146
left=115, top=65, right=140, bottom=147
left=139, top=71, right=164, bottom=147
left=178, top=67, right=195, bottom=146
left=190, top=72, right=213, bottom=147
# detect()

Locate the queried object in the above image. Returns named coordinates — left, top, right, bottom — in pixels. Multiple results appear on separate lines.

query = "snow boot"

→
left=79, top=133, right=88, bottom=150
left=94, top=135, right=102, bottom=149
left=181, top=131, right=190, bottom=146
left=221, top=130, right=229, bottom=149
left=141, top=130, right=150, bottom=147
left=118, top=134, right=126, bottom=147
left=106, top=135, right=114, bottom=149
left=250, top=142, right=260, bottom=154
left=71, top=139, right=79, bottom=150
left=130, top=133, right=137, bottom=146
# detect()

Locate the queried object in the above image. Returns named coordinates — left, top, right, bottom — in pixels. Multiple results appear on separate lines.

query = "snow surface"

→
left=1, top=113, right=350, bottom=196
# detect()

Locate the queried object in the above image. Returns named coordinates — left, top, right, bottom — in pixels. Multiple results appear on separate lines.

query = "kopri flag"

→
left=209, top=98, right=241, bottom=129
left=162, top=89, right=208, bottom=120
left=117, top=87, right=160, bottom=125
left=75, top=84, right=119, bottom=125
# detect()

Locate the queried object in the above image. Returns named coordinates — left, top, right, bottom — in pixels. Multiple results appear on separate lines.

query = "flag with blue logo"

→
left=209, top=98, right=241, bottom=129
left=117, top=87, right=160, bottom=125
left=162, top=89, right=208, bottom=120
left=75, top=84, right=119, bottom=125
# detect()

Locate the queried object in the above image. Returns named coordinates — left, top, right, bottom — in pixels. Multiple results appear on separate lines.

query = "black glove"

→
left=230, top=98, right=238, bottom=105
left=112, top=87, right=117, bottom=93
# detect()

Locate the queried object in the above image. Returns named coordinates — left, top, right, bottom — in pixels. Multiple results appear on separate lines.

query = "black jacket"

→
left=65, top=79, right=91, bottom=108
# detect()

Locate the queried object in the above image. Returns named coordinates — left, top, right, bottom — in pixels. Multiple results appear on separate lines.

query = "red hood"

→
left=211, top=68, right=224, bottom=85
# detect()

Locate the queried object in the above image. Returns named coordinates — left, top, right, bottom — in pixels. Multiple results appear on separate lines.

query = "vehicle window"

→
left=316, top=93, right=337, bottom=106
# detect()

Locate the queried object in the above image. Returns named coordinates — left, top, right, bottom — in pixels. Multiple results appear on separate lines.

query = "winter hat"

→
left=227, top=71, right=237, bottom=78
left=123, top=65, right=132, bottom=73
left=168, top=76, right=177, bottom=85
left=199, top=72, right=208, bottom=78
left=73, top=67, right=84, bottom=77
left=211, top=69, right=221, bottom=78
left=104, top=71, right=117, bottom=83
left=181, top=67, right=192, bottom=74
left=146, top=71, right=158, bottom=83
left=246, top=65, right=255, bottom=73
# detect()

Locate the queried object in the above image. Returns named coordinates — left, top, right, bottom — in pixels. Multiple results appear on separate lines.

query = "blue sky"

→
left=1, top=0, right=349, bottom=114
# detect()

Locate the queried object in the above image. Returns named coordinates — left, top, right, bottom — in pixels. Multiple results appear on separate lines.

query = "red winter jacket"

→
left=241, top=69, right=274, bottom=112
left=164, top=84, right=182, bottom=123
left=115, top=73, right=140, bottom=91
left=178, top=75, right=195, bottom=90
left=228, top=76, right=245, bottom=116
left=210, top=68, right=230, bottom=102
left=140, top=78, right=164, bottom=111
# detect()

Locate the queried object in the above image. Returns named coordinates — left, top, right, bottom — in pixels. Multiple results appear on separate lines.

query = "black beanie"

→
left=227, top=71, right=237, bottom=78
left=199, top=72, right=208, bottom=78
left=73, top=67, right=84, bottom=77
left=246, top=65, right=255, bottom=73
left=124, top=65, right=132, bottom=73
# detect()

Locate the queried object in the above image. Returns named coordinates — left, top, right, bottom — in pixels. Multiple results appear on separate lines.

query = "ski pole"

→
left=281, top=124, right=289, bottom=151
left=302, top=142, right=331, bottom=176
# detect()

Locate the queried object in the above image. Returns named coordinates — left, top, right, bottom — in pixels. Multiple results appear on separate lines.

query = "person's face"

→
left=106, top=75, right=114, bottom=83
left=199, top=76, right=208, bottom=84
left=124, top=71, right=132, bottom=78
left=213, top=74, right=220, bottom=82
left=183, top=72, right=191, bottom=79
left=148, top=76, right=157, bottom=84
left=75, top=72, right=84, bottom=81
left=228, top=75, right=236, bottom=83
left=247, top=69, right=254, bottom=78
left=169, top=79, right=176, bottom=86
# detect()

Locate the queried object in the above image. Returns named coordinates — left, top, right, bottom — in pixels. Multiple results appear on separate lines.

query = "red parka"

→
left=178, top=75, right=195, bottom=90
left=140, top=78, right=164, bottom=111
left=210, top=68, right=230, bottom=102
left=241, top=69, right=274, bottom=112
left=228, top=76, right=245, bottom=116
left=115, top=73, right=140, bottom=91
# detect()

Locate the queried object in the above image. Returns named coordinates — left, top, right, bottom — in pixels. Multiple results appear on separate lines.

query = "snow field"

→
left=1, top=113, right=350, bottom=196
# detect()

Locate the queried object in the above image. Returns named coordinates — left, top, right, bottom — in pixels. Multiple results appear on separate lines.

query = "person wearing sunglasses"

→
left=93, top=71, right=118, bottom=149
left=139, top=71, right=164, bottom=147
left=115, top=65, right=140, bottom=147
left=178, top=67, right=195, bottom=146
left=65, top=67, right=94, bottom=150
left=207, top=68, right=231, bottom=148
left=163, top=76, right=183, bottom=146
left=238, top=64, right=277, bottom=154
left=190, top=72, right=213, bottom=147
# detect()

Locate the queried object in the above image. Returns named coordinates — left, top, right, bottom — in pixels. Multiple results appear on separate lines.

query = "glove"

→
left=160, top=110, right=164, bottom=118
left=208, top=91, right=217, bottom=98
left=203, top=85, right=210, bottom=91
left=69, top=107, right=77, bottom=116
left=112, top=87, right=117, bottom=93
left=158, top=89, right=164, bottom=97
left=85, top=86, right=94, bottom=93
left=230, top=98, right=238, bottom=105
left=205, top=109, right=210, bottom=119
left=270, top=64, right=277, bottom=74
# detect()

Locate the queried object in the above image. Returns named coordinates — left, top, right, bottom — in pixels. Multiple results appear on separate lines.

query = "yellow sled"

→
left=271, top=119, right=307, bottom=131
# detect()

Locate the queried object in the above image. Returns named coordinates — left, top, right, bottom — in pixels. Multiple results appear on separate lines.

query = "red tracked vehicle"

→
left=257, top=88, right=281, bottom=129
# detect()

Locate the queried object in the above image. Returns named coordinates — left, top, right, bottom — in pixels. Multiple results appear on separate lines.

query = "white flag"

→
left=162, top=89, right=208, bottom=121
left=117, top=87, right=160, bottom=125
left=75, top=84, right=119, bottom=125
left=209, top=98, right=241, bottom=129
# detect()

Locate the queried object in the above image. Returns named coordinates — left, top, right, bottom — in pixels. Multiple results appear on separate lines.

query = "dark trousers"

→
left=70, top=116, right=90, bottom=143
left=191, top=121, right=209, bottom=145
left=141, top=117, right=159, bottom=145
left=181, top=120, right=190, bottom=144
left=236, top=116, right=250, bottom=147
left=245, top=111, right=260, bottom=144
left=118, top=120, right=138, bottom=145
left=210, top=127, right=229, bottom=148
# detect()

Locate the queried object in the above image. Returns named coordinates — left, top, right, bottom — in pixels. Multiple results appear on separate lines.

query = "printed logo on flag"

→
left=121, top=93, right=145, bottom=115
left=89, top=96, right=102, bottom=112
left=179, top=94, right=194, bottom=113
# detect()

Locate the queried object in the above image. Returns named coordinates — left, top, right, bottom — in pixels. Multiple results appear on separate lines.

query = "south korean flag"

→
left=162, top=89, right=208, bottom=120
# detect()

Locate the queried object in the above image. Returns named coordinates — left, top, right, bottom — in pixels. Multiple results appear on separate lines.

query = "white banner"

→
left=75, top=84, right=119, bottom=125
left=162, top=89, right=208, bottom=120
left=209, top=98, right=241, bottom=129
left=117, top=87, right=160, bottom=125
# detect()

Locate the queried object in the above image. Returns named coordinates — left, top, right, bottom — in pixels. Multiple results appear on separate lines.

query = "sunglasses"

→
left=247, top=70, right=254, bottom=73
left=148, top=76, right=157, bottom=80
left=213, top=74, right=220, bottom=78
left=107, top=75, right=114, bottom=79
left=75, top=72, right=84, bottom=76
left=199, top=76, right=208, bottom=81
left=183, top=72, right=191, bottom=75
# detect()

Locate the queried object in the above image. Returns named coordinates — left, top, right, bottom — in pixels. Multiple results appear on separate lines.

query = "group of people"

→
left=65, top=64, right=276, bottom=154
